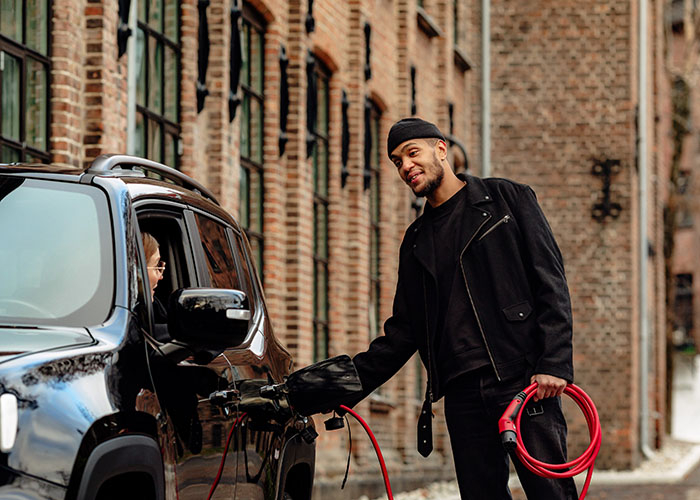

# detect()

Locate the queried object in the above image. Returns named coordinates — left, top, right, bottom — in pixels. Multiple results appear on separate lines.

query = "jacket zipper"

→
left=422, top=271, right=434, bottom=403
left=477, top=214, right=511, bottom=241
left=459, top=215, right=502, bottom=381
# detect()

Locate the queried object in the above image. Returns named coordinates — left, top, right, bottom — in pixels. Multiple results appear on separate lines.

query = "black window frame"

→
left=0, top=0, right=51, bottom=163
left=312, top=58, right=331, bottom=363
left=368, top=101, right=382, bottom=340
left=135, top=0, right=181, bottom=168
left=239, top=3, right=266, bottom=279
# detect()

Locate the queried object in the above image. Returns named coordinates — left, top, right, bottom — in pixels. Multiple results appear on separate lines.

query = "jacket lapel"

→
left=457, top=173, right=495, bottom=252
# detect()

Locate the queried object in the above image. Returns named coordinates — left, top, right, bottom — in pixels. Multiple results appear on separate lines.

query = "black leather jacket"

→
left=353, top=173, right=574, bottom=403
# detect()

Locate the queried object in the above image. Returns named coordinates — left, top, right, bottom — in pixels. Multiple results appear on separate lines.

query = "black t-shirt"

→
left=426, top=185, right=491, bottom=388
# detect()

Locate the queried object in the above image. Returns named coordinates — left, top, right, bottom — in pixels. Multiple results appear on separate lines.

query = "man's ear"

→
left=435, top=139, right=448, bottom=160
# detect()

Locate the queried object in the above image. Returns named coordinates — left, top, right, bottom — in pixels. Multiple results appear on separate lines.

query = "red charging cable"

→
left=339, top=405, right=394, bottom=500
left=206, top=412, right=248, bottom=500
left=498, top=383, right=601, bottom=500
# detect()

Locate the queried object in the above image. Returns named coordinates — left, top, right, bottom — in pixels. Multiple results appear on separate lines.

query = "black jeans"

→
left=443, top=368, right=578, bottom=500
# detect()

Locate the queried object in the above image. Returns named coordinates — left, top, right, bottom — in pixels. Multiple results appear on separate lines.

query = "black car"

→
left=0, top=155, right=315, bottom=500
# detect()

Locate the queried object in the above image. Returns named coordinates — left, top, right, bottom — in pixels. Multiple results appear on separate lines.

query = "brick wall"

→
left=489, top=0, right=668, bottom=469
left=40, top=0, right=674, bottom=493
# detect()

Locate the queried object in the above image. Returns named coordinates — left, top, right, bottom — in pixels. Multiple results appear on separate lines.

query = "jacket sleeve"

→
left=516, top=186, right=574, bottom=382
left=351, top=247, right=419, bottom=401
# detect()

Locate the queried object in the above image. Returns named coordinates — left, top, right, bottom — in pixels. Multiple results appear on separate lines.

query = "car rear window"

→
left=0, top=177, right=114, bottom=326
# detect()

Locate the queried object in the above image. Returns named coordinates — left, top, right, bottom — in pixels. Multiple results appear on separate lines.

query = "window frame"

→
left=0, top=0, right=52, bottom=163
left=135, top=0, right=181, bottom=168
left=312, top=57, right=331, bottom=363
left=368, top=101, right=382, bottom=341
left=239, top=4, right=266, bottom=279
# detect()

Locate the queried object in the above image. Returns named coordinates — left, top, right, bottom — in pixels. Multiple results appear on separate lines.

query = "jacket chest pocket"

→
left=477, top=214, right=512, bottom=241
left=502, top=301, right=532, bottom=322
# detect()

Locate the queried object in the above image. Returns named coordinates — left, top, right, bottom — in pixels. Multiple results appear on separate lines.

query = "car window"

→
left=230, top=230, right=256, bottom=305
left=194, top=213, right=241, bottom=290
left=0, top=178, right=114, bottom=326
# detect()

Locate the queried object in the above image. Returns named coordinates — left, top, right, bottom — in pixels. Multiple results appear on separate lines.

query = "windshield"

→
left=0, top=177, right=114, bottom=326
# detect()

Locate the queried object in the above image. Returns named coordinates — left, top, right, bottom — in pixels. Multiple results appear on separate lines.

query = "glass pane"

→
left=240, top=95, right=250, bottom=158
left=252, top=237, right=262, bottom=281
left=372, top=115, right=380, bottom=166
left=316, top=262, right=328, bottom=320
left=371, top=172, right=380, bottom=222
left=250, top=26, right=263, bottom=94
left=135, top=28, right=147, bottom=107
left=25, top=0, right=48, bottom=54
left=241, top=22, right=249, bottom=87
left=1, top=53, right=21, bottom=141
left=316, top=141, right=328, bottom=197
left=138, top=0, right=147, bottom=22
left=315, top=205, right=328, bottom=259
left=148, top=0, right=163, bottom=32
left=249, top=168, right=263, bottom=233
left=1, top=145, right=19, bottom=163
left=164, top=46, right=178, bottom=122
left=164, top=0, right=178, bottom=42
left=134, top=112, right=146, bottom=157
left=0, top=180, right=114, bottom=327
left=371, top=228, right=379, bottom=278
left=26, top=58, right=47, bottom=151
left=249, top=96, right=263, bottom=164
left=317, top=77, right=327, bottom=135
left=195, top=214, right=240, bottom=290
left=148, top=37, right=163, bottom=113
left=163, top=132, right=176, bottom=169
left=0, top=0, right=22, bottom=43
left=147, top=119, right=162, bottom=162
left=239, top=165, right=250, bottom=228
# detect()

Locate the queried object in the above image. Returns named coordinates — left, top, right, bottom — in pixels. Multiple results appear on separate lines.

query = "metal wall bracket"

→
left=341, top=90, right=350, bottom=187
left=117, top=0, right=132, bottom=58
left=591, top=158, right=622, bottom=221
left=228, top=0, right=242, bottom=122
left=279, top=45, right=290, bottom=156
left=196, top=0, right=211, bottom=113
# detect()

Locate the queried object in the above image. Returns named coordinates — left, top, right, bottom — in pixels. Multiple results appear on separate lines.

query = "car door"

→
left=188, top=211, right=294, bottom=500
left=137, top=207, right=239, bottom=500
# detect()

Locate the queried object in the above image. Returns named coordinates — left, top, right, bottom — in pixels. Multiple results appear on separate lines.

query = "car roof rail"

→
left=86, top=154, right=219, bottom=205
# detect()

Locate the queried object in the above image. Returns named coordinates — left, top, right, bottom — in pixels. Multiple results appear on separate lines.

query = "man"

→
left=351, top=118, right=577, bottom=499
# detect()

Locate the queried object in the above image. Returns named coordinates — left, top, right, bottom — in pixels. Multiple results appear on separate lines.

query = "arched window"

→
left=133, top=0, right=180, bottom=167
left=239, top=3, right=266, bottom=276
left=0, top=1, right=50, bottom=163
left=368, top=101, right=382, bottom=340
left=312, top=58, right=330, bottom=362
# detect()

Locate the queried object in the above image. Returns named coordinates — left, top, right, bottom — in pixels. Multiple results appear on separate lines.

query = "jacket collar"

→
left=412, top=173, right=494, bottom=280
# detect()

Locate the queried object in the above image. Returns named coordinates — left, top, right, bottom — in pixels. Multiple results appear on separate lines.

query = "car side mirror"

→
left=168, top=288, right=251, bottom=348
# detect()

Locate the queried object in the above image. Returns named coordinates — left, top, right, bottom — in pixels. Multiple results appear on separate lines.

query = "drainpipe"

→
left=126, top=0, right=138, bottom=154
left=638, top=0, right=655, bottom=460
left=481, top=0, right=491, bottom=178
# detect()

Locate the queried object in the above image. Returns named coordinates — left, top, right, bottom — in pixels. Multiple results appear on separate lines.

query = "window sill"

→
left=454, top=46, right=472, bottom=72
left=417, top=7, right=442, bottom=39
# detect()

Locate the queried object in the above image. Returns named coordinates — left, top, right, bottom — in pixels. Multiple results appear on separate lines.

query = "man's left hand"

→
left=530, top=374, right=567, bottom=402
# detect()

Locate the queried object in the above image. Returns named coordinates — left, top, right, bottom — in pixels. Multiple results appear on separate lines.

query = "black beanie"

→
left=387, top=118, right=445, bottom=158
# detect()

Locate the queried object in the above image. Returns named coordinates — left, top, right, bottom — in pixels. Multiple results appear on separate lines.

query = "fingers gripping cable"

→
left=498, top=383, right=602, bottom=500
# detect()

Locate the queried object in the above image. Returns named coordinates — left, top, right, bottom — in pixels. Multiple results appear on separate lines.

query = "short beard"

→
left=414, top=157, right=444, bottom=198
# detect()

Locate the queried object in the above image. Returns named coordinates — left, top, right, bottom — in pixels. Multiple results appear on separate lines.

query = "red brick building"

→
left=0, top=0, right=678, bottom=496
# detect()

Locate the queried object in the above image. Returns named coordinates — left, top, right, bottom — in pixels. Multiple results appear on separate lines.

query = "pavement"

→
left=359, top=353, right=700, bottom=500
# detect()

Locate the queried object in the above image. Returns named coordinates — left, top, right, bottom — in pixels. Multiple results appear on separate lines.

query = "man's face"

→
left=389, top=139, right=445, bottom=198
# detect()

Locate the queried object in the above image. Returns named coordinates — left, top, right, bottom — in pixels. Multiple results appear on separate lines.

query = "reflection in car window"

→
left=232, top=231, right=256, bottom=304
left=195, top=214, right=240, bottom=290
left=0, top=178, right=114, bottom=326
